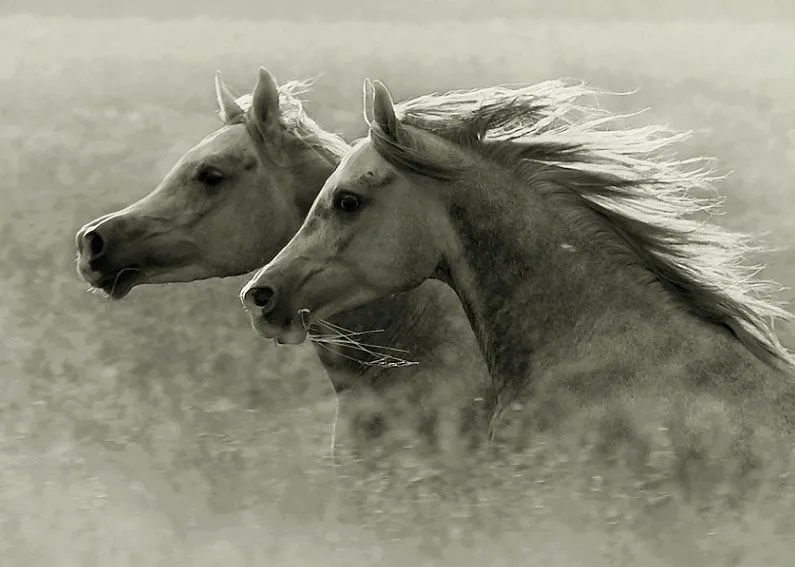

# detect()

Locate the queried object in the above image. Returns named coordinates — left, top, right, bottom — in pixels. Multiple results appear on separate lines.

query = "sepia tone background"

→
left=1, top=1, right=794, bottom=565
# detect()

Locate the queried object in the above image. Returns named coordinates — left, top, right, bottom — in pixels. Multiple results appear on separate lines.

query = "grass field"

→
left=2, top=15, right=795, bottom=567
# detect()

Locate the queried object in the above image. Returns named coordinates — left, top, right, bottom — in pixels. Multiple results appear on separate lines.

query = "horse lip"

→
left=273, top=330, right=308, bottom=345
left=249, top=308, right=310, bottom=344
left=94, top=266, right=141, bottom=299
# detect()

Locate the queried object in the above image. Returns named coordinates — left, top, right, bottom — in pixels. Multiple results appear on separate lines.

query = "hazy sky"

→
left=3, top=0, right=794, bottom=22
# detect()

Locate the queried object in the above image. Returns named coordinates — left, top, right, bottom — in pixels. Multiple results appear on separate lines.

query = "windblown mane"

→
left=368, top=80, right=795, bottom=369
left=223, top=78, right=350, bottom=163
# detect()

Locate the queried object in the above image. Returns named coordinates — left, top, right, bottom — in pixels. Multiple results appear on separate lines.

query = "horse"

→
left=73, top=68, right=493, bottom=471
left=241, top=77, right=795, bottom=515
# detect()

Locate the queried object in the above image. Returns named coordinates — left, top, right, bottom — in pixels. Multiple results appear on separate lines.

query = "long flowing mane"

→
left=224, top=78, right=351, bottom=163
left=368, top=80, right=795, bottom=370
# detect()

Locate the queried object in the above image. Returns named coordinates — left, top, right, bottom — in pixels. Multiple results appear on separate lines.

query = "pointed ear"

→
left=251, top=66, right=280, bottom=129
left=371, top=80, right=400, bottom=138
left=362, top=79, right=376, bottom=125
left=215, top=71, right=244, bottom=122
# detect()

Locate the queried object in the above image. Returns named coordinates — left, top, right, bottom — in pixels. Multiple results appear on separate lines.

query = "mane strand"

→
left=368, top=80, right=794, bottom=369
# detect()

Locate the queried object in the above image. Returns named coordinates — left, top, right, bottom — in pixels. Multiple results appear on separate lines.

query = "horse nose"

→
left=242, top=283, right=279, bottom=315
left=77, top=227, right=107, bottom=261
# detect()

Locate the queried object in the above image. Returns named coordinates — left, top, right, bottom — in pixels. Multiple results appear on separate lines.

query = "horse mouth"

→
left=248, top=308, right=311, bottom=345
left=93, top=266, right=142, bottom=299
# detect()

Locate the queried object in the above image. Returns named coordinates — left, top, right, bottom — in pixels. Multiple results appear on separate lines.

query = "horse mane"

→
left=368, top=80, right=795, bottom=370
left=222, top=78, right=350, bottom=164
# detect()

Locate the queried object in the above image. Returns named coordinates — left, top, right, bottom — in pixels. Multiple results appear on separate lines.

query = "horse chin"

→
left=95, top=268, right=141, bottom=300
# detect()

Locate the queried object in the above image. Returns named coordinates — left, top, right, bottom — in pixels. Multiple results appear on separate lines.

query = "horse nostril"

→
left=248, top=285, right=278, bottom=313
left=84, top=230, right=105, bottom=259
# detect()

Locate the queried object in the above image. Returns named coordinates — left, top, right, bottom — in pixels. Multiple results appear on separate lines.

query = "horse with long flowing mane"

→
left=74, top=68, right=493, bottom=468
left=242, top=77, right=795, bottom=505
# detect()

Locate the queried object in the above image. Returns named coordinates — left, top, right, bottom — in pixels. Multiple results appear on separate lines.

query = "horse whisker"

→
left=310, top=336, right=416, bottom=360
left=313, top=321, right=409, bottom=350
left=309, top=318, right=418, bottom=368
left=314, top=319, right=386, bottom=336
left=311, top=338, right=416, bottom=368
left=312, top=337, right=411, bottom=354
left=311, top=329, right=386, bottom=339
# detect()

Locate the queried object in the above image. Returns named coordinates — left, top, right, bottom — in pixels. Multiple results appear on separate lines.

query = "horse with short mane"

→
left=242, top=76, right=795, bottom=511
left=74, top=68, right=494, bottom=470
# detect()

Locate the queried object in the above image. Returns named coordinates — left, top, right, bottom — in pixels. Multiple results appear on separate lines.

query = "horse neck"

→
left=439, top=168, right=690, bottom=397
left=282, top=143, right=495, bottom=449
left=314, top=280, right=495, bottom=462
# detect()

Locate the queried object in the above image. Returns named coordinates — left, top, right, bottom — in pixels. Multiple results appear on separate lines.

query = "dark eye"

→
left=333, top=192, right=362, bottom=213
left=197, top=166, right=225, bottom=187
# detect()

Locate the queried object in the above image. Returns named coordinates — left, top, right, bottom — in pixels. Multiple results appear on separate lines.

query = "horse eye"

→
left=197, top=167, right=225, bottom=187
left=333, top=192, right=362, bottom=213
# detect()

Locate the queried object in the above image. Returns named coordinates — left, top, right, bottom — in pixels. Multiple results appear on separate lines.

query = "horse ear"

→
left=362, top=79, right=376, bottom=125
left=371, top=80, right=399, bottom=138
left=251, top=66, right=280, bottom=128
left=214, top=71, right=244, bottom=122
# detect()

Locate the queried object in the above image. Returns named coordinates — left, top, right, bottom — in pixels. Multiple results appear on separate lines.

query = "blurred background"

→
left=1, top=1, right=794, bottom=566
left=4, top=0, right=795, bottom=21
